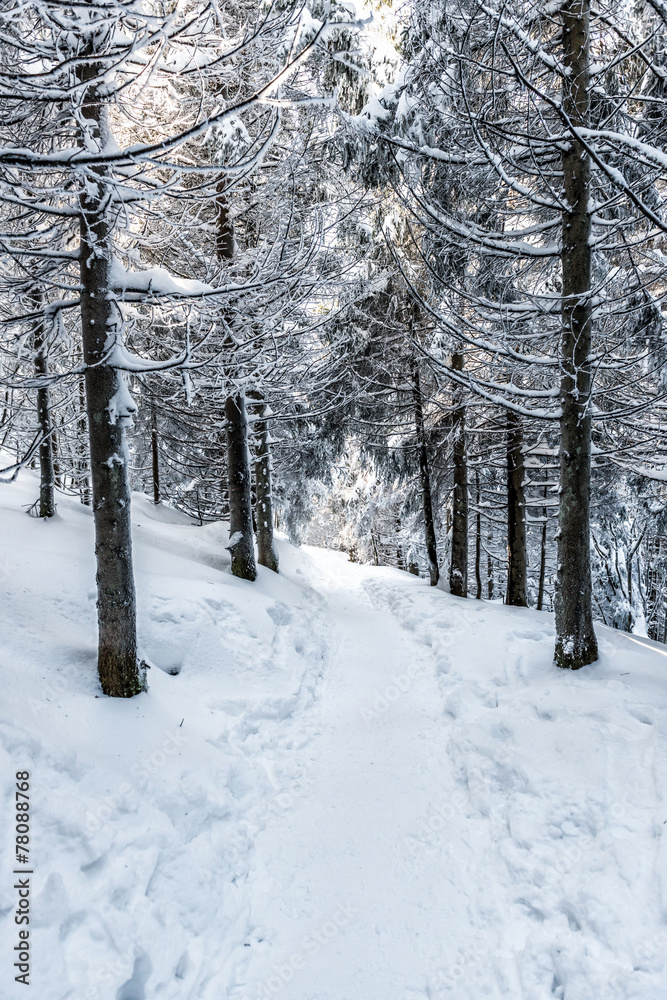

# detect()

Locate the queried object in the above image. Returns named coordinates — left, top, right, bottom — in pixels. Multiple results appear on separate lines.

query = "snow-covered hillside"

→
left=1, top=470, right=666, bottom=1000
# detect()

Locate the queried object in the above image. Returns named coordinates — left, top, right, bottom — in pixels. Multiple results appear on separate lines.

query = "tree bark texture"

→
left=395, top=514, right=405, bottom=571
left=555, top=0, right=598, bottom=668
left=646, top=537, right=663, bottom=641
left=537, top=484, right=548, bottom=612
left=151, top=404, right=161, bottom=505
left=506, top=409, right=527, bottom=607
left=249, top=394, right=279, bottom=573
left=487, top=529, right=494, bottom=600
left=412, top=359, right=439, bottom=586
left=216, top=194, right=257, bottom=581
left=32, top=295, right=55, bottom=518
left=225, top=392, right=257, bottom=581
left=79, top=75, right=145, bottom=697
left=78, top=377, right=91, bottom=506
left=475, top=471, right=482, bottom=599
left=449, top=351, right=468, bottom=597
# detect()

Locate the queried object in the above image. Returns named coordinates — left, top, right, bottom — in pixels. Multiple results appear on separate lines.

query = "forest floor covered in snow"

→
left=1, top=470, right=667, bottom=1000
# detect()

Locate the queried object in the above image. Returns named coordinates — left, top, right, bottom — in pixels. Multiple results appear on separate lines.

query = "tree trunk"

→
left=216, top=190, right=257, bottom=581
left=555, top=0, right=598, bottom=669
left=371, top=531, right=379, bottom=566
left=449, top=351, right=468, bottom=597
left=506, top=409, right=527, bottom=606
left=78, top=70, right=145, bottom=697
left=78, top=377, right=91, bottom=506
left=51, top=417, right=61, bottom=488
left=537, top=484, right=548, bottom=611
left=249, top=393, right=279, bottom=573
left=396, top=513, right=405, bottom=571
left=412, top=358, right=439, bottom=586
left=151, top=404, right=161, bottom=505
left=647, top=537, right=662, bottom=641
left=487, top=529, right=494, bottom=600
left=225, top=392, right=257, bottom=580
left=32, top=295, right=55, bottom=518
left=475, top=471, right=482, bottom=599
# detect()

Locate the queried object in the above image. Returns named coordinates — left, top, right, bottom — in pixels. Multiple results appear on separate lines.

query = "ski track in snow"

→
left=0, top=471, right=666, bottom=1000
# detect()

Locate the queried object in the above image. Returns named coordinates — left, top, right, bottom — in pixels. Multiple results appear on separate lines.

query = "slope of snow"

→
left=0, top=469, right=666, bottom=1000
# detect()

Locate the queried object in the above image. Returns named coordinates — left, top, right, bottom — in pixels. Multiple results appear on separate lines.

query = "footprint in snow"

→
left=266, top=602, right=293, bottom=626
left=116, top=953, right=153, bottom=1000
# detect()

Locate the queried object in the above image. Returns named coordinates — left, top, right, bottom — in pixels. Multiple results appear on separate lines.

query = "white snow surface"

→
left=1, top=469, right=667, bottom=1000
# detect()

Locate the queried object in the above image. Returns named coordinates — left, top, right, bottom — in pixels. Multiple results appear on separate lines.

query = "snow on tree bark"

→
left=78, top=65, right=145, bottom=698
left=449, top=350, right=468, bottom=597
left=151, top=405, right=161, bottom=506
left=475, top=471, right=482, bottom=600
left=412, top=356, right=439, bottom=586
left=537, top=483, right=548, bottom=612
left=225, top=392, right=257, bottom=581
left=555, top=0, right=598, bottom=669
left=217, top=193, right=257, bottom=582
left=506, top=409, right=527, bottom=607
left=250, top=393, right=279, bottom=573
left=32, top=293, right=55, bottom=519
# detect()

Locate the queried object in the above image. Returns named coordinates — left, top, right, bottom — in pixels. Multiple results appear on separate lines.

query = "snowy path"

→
left=235, top=552, right=456, bottom=1000
left=1, top=475, right=667, bottom=1000
left=234, top=549, right=667, bottom=1000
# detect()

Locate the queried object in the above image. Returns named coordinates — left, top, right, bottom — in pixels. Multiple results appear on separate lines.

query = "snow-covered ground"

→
left=1, top=469, right=667, bottom=1000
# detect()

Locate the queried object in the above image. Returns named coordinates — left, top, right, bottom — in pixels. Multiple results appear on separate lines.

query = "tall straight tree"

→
left=78, top=53, right=144, bottom=696
left=449, top=350, right=468, bottom=597
left=554, top=0, right=597, bottom=668
left=412, top=354, right=439, bottom=585
left=31, top=288, right=56, bottom=519
left=216, top=193, right=257, bottom=581
left=250, top=393, right=279, bottom=573
left=506, top=410, right=527, bottom=608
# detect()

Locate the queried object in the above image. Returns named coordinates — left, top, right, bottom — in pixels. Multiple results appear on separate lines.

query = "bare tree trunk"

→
left=475, top=471, right=482, bottom=599
left=216, top=192, right=257, bottom=582
left=225, top=392, right=257, bottom=581
left=555, top=0, right=598, bottom=669
left=487, top=529, right=494, bottom=600
left=396, top=513, right=405, bottom=571
left=78, top=377, right=91, bottom=506
left=151, top=404, right=161, bottom=505
left=412, top=357, right=439, bottom=586
left=32, top=294, right=55, bottom=518
left=51, top=417, right=61, bottom=488
left=537, top=484, right=548, bottom=612
left=627, top=554, right=632, bottom=617
left=78, top=69, right=144, bottom=698
left=506, top=410, right=527, bottom=607
left=249, top=393, right=278, bottom=573
left=449, top=351, right=468, bottom=597
left=647, top=537, right=662, bottom=641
